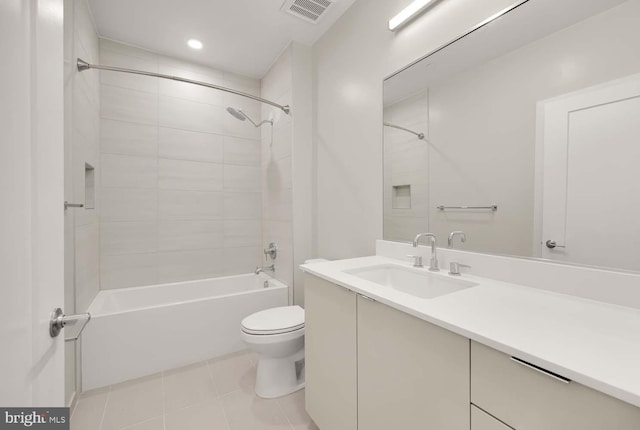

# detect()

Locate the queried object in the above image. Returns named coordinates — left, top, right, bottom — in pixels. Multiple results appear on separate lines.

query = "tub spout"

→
left=255, top=264, right=275, bottom=275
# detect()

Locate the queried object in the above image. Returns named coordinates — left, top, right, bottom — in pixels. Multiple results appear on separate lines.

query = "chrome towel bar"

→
left=437, top=205, right=498, bottom=211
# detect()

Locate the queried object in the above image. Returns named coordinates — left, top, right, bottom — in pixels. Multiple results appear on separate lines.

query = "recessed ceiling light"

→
left=187, top=39, right=203, bottom=50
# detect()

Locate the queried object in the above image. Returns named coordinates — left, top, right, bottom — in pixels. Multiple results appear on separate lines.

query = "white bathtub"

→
left=81, top=273, right=288, bottom=390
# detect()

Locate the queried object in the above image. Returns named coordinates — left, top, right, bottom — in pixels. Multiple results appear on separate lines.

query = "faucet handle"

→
left=406, top=255, right=424, bottom=268
left=449, top=261, right=471, bottom=276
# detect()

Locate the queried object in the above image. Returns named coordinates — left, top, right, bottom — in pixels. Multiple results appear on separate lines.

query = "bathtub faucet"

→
left=255, top=264, right=275, bottom=275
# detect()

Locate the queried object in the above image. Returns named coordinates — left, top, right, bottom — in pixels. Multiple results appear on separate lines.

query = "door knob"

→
left=545, top=240, right=565, bottom=249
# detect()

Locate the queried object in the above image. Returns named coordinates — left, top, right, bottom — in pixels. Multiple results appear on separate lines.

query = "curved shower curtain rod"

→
left=383, top=122, right=425, bottom=140
left=77, top=58, right=291, bottom=114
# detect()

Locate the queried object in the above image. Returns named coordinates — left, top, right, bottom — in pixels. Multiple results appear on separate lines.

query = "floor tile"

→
left=221, top=390, right=292, bottom=430
left=101, top=373, right=164, bottom=430
left=163, top=361, right=218, bottom=412
left=70, top=388, right=109, bottom=430
left=165, top=398, right=229, bottom=430
left=209, top=351, right=256, bottom=395
left=121, top=416, right=164, bottom=430
left=277, top=390, right=314, bottom=430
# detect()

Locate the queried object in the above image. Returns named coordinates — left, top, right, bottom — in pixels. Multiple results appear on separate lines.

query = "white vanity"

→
left=301, top=242, right=640, bottom=430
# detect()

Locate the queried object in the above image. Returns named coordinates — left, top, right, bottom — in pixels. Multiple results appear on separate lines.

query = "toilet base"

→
left=255, top=348, right=305, bottom=399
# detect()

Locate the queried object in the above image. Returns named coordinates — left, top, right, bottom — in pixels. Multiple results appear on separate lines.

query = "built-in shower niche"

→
left=392, top=184, right=411, bottom=209
left=84, top=163, right=95, bottom=210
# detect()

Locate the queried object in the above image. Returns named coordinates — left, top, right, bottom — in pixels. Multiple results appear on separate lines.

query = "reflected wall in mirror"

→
left=383, top=0, right=640, bottom=272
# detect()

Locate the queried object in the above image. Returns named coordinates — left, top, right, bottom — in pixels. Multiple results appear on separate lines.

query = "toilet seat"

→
left=241, top=305, right=305, bottom=335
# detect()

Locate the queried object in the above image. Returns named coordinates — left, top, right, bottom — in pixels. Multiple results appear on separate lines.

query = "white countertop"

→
left=301, top=255, right=640, bottom=409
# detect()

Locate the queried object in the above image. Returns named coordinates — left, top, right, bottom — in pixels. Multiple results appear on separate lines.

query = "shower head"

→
left=226, top=106, right=273, bottom=128
left=226, top=107, right=247, bottom=121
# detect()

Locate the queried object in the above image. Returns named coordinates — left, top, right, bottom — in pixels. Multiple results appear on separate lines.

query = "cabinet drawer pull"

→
left=510, top=357, right=571, bottom=384
left=358, top=294, right=376, bottom=302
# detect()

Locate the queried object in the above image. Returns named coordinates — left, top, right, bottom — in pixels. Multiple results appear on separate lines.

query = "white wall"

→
left=261, top=43, right=314, bottom=306
left=312, top=0, right=518, bottom=259
left=98, top=40, right=264, bottom=289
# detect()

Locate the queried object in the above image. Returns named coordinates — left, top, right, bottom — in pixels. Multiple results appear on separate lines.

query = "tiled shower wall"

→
left=98, top=40, right=263, bottom=289
left=261, top=47, right=294, bottom=301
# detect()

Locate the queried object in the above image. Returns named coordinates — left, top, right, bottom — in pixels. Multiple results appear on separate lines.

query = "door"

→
left=538, top=74, right=640, bottom=270
left=0, top=0, right=65, bottom=406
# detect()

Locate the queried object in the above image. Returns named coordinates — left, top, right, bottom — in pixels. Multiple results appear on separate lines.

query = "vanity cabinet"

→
left=471, top=406, right=512, bottom=430
left=471, top=341, right=640, bottom=430
left=357, top=295, right=469, bottom=430
left=305, top=273, right=469, bottom=430
left=304, top=274, right=357, bottom=430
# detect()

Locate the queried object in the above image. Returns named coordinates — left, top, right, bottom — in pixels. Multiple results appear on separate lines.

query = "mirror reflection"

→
left=383, top=0, right=640, bottom=272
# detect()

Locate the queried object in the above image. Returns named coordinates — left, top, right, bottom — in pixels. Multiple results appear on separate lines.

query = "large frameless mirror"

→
left=383, top=0, right=640, bottom=272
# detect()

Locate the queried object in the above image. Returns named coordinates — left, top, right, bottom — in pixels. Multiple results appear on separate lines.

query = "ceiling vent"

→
left=281, top=0, right=333, bottom=24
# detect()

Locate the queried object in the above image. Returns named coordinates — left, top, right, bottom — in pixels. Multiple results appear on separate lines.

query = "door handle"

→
left=64, top=201, right=84, bottom=210
left=49, top=308, right=91, bottom=341
left=545, top=240, right=565, bottom=249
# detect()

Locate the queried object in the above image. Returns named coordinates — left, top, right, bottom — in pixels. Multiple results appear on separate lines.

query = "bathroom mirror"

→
left=383, top=0, right=640, bottom=273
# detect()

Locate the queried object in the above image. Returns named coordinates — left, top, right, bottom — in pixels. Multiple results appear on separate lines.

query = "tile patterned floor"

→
left=71, top=351, right=318, bottom=430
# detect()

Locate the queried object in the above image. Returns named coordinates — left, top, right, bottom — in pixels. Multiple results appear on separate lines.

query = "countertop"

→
left=301, top=255, right=640, bottom=408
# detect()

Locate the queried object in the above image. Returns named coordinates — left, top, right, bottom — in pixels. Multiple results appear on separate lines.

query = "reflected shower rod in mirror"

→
left=384, top=122, right=425, bottom=140
left=76, top=58, right=291, bottom=114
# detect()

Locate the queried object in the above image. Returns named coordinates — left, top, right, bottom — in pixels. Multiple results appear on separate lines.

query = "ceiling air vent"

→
left=281, top=0, right=333, bottom=24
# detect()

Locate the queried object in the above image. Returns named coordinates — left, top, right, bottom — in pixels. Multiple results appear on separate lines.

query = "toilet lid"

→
left=241, top=305, right=305, bottom=335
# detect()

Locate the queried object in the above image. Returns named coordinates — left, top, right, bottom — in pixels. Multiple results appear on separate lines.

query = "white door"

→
left=0, top=0, right=65, bottom=406
left=538, top=74, right=640, bottom=270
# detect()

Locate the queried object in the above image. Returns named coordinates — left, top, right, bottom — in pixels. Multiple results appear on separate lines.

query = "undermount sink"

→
left=344, top=264, right=478, bottom=299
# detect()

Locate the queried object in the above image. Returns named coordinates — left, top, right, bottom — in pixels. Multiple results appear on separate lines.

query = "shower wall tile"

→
left=101, top=119, right=159, bottom=157
left=262, top=188, right=292, bottom=222
left=223, top=220, right=262, bottom=248
left=70, top=0, right=101, bottom=317
left=101, top=253, right=158, bottom=290
left=158, top=66, right=224, bottom=106
left=158, top=96, right=223, bottom=134
left=158, top=190, right=223, bottom=220
left=100, top=188, right=158, bottom=222
left=99, top=40, right=263, bottom=289
left=75, top=223, right=100, bottom=312
left=224, top=165, right=262, bottom=192
left=223, top=136, right=261, bottom=166
left=224, top=193, right=262, bottom=219
left=157, top=249, right=224, bottom=283
left=100, top=222, right=158, bottom=256
left=100, top=49, right=159, bottom=94
left=158, top=159, right=223, bottom=192
left=158, top=220, right=223, bottom=251
left=101, top=85, right=159, bottom=125
left=100, top=38, right=158, bottom=62
left=223, top=247, right=262, bottom=275
left=101, top=154, right=158, bottom=189
left=158, top=128, right=223, bottom=163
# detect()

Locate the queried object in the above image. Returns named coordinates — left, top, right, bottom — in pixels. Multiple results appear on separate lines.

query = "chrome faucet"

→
left=448, top=231, right=467, bottom=248
left=413, top=233, right=439, bottom=272
left=255, top=264, right=275, bottom=275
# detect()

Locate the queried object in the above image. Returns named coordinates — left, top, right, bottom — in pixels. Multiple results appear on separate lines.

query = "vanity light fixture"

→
left=187, top=39, right=203, bottom=50
left=389, top=0, right=439, bottom=31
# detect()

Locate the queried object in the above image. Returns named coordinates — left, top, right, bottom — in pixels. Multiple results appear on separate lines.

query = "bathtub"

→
left=81, top=273, right=288, bottom=390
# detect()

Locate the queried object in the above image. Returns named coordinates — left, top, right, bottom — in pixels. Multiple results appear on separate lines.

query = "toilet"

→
left=241, top=305, right=306, bottom=398
left=241, top=258, right=327, bottom=398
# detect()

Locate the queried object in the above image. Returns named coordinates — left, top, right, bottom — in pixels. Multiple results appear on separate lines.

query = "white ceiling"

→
left=87, top=0, right=357, bottom=79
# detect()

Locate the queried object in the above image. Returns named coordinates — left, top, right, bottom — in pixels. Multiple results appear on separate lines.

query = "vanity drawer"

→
left=471, top=341, right=640, bottom=430
left=471, top=405, right=512, bottom=430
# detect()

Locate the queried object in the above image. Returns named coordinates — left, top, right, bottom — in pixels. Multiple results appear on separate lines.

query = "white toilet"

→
left=241, top=305, right=306, bottom=398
